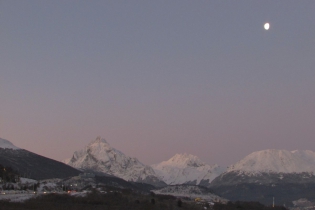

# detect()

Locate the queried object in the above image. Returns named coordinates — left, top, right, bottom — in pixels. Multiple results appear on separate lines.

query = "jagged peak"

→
left=0, top=138, right=20, bottom=150
left=62, top=137, right=164, bottom=186
left=88, top=136, right=110, bottom=147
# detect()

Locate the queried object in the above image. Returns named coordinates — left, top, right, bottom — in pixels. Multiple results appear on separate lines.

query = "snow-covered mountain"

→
left=210, top=149, right=315, bottom=205
left=211, top=149, right=315, bottom=187
left=0, top=138, right=20, bottom=150
left=227, top=149, right=315, bottom=174
left=151, top=153, right=225, bottom=186
left=63, top=136, right=166, bottom=187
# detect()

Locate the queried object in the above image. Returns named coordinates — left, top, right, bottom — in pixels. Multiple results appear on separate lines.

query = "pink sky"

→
left=1, top=1, right=315, bottom=166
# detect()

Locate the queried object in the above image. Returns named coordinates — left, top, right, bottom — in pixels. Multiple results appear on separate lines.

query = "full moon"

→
left=264, top=23, right=270, bottom=30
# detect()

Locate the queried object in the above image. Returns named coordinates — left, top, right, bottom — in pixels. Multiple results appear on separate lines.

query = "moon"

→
left=264, top=23, right=270, bottom=30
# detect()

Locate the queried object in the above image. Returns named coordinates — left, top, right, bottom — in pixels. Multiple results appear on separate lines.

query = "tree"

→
left=177, top=199, right=182, bottom=207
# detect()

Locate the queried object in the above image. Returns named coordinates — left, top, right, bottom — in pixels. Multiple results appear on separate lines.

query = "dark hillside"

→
left=0, top=148, right=80, bottom=180
left=210, top=183, right=315, bottom=206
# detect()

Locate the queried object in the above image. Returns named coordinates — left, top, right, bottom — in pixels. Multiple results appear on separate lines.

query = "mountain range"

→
left=3, top=136, right=315, bottom=205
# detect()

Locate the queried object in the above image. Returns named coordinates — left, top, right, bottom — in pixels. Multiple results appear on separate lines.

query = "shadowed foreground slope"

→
left=0, top=148, right=80, bottom=180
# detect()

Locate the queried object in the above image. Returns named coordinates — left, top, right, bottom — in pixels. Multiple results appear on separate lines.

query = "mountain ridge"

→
left=0, top=138, right=80, bottom=180
left=226, top=149, right=315, bottom=174
left=152, top=153, right=225, bottom=186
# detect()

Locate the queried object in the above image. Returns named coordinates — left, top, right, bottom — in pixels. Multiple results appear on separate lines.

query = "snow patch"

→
left=0, top=138, right=20, bottom=150
left=20, top=178, right=37, bottom=184
left=152, top=185, right=228, bottom=203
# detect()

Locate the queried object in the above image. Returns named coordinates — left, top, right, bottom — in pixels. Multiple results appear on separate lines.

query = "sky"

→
left=1, top=1, right=315, bottom=166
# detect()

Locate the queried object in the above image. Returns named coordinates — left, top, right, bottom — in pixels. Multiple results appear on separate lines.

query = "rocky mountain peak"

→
left=88, top=136, right=110, bottom=148
left=63, top=137, right=166, bottom=187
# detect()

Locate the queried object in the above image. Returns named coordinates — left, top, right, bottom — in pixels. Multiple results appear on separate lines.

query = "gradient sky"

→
left=1, top=1, right=315, bottom=166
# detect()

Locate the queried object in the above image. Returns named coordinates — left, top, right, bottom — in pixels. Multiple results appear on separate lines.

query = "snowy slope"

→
left=152, top=185, right=228, bottom=203
left=0, top=138, right=20, bottom=150
left=63, top=137, right=165, bottom=187
left=291, top=150, right=315, bottom=166
left=227, top=149, right=315, bottom=174
left=152, top=153, right=225, bottom=185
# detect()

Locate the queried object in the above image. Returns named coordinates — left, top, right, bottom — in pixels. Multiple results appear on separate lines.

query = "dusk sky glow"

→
left=1, top=1, right=315, bottom=166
